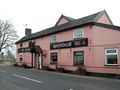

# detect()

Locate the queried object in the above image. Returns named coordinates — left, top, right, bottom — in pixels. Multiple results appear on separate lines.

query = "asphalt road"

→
left=0, top=65, right=120, bottom=90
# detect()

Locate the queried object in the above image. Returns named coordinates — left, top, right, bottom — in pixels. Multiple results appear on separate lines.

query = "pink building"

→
left=16, top=10, right=120, bottom=76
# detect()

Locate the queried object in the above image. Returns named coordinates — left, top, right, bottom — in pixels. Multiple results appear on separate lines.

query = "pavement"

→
left=0, top=65, right=120, bottom=90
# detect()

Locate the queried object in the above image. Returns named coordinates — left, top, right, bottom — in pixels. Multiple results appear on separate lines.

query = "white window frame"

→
left=105, top=48, right=119, bottom=65
left=51, top=34, right=58, bottom=43
left=73, top=28, right=84, bottom=38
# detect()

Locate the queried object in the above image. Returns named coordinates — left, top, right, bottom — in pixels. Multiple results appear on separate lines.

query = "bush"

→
left=13, top=62, right=18, bottom=66
left=42, top=66, right=49, bottom=70
left=56, top=68, right=64, bottom=72
left=74, top=66, right=86, bottom=75
left=22, top=63, right=28, bottom=68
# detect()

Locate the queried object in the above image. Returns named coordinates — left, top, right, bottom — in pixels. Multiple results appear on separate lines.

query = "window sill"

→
left=74, top=64, right=84, bottom=66
left=73, top=37, right=84, bottom=40
left=51, top=41, right=58, bottom=43
left=104, top=64, right=119, bottom=68
left=50, top=63, right=58, bottom=65
left=104, top=64, right=119, bottom=66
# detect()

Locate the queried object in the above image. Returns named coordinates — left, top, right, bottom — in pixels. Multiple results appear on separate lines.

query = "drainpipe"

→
left=31, top=53, right=33, bottom=68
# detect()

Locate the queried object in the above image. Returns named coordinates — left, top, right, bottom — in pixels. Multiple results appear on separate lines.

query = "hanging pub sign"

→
left=29, top=41, right=35, bottom=52
left=50, top=38, right=88, bottom=50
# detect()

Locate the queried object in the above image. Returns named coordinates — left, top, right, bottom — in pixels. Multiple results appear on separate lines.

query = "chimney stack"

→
left=25, top=28, right=32, bottom=36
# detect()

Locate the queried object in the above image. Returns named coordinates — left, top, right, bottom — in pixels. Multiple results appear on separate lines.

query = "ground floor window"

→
left=105, top=48, right=119, bottom=65
left=20, top=55, right=23, bottom=62
left=50, top=52, right=58, bottom=64
left=74, top=51, right=84, bottom=66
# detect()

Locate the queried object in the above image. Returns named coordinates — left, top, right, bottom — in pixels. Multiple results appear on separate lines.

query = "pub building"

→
left=16, top=10, right=120, bottom=76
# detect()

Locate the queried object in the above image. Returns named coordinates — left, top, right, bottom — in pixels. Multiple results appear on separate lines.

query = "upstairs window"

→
left=73, top=28, right=84, bottom=38
left=20, top=43, right=23, bottom=47
left=105, top=48, right=119, bottom=65
left=51, top=34, right=58, bottom=43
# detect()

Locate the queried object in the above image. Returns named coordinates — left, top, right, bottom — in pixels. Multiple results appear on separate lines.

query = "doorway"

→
left=35, top=53, right=42, bottom=69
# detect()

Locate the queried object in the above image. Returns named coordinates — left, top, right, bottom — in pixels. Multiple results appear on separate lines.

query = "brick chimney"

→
left=25, top=28, right=32, bottom=36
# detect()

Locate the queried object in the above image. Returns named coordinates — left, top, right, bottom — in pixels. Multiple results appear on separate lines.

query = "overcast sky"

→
left=0, top=0, right=120, bottom=38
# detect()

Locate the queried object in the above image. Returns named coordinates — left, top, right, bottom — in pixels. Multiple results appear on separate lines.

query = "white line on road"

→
left=0, top=70, right=7, bottom=73
left=13, top=74, right=42, bottom=83
left=69, top=89, right=74, bottom=90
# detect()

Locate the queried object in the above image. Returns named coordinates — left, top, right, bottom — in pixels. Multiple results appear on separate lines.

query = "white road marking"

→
left=0, top=70, right=7, bottom=73
left=69, top=89, right=74, bottom=90
left=13, top=74, right=42, bottom=83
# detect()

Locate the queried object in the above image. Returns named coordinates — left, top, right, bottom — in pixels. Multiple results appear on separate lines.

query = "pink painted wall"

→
left=56, top=18, right=69, bottom=25
left=97, top=13, right=112, bottom=25
left=35, top=36, right=51, bottom=65
left=16, top=45, right=21, bottom=64
left=16, top=41, right=33, bottom=67
left=93, top=26, right=120, bottom=45
left=16, top=25, right=94, bottom=71
left=85, top=25, right=120, bottom=74
left=49, top=25, right=93, bottom=71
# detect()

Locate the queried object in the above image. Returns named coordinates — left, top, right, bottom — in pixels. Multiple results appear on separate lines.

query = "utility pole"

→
left=1, top=52, right=4, bottom=62
left=0, top=29, right=1, bottom=52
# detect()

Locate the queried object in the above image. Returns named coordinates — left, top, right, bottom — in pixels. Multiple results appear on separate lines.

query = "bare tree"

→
left=6, top=49, right=16, bottom=61
left=0, top=20, right=18, bottom=52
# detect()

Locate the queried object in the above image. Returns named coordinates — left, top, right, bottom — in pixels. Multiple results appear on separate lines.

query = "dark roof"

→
left=16, top=10, right=118, bottom=44
left=94, top=22, right=120, bottom=31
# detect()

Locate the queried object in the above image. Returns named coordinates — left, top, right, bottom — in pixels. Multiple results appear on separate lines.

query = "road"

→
left=0, top=65, right=120, bottom=90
